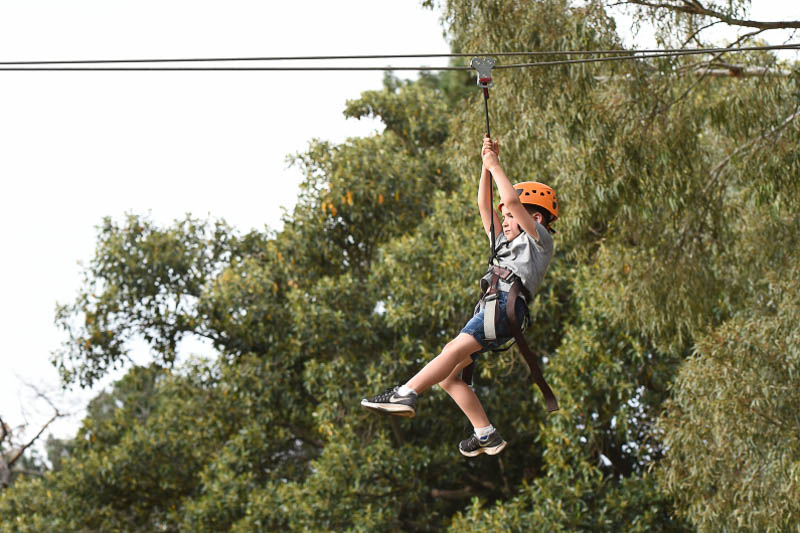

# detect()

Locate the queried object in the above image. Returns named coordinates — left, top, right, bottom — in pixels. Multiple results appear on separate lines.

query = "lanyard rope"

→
left=471, top=57, right=498, bottom=266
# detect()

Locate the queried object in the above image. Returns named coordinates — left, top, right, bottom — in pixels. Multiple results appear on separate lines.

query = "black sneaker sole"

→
left=360, top=400, right=415, bottom=418
left=459, top=440, right=507, bottom=457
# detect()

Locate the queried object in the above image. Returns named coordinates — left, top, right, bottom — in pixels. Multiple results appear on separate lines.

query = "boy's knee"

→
left=439, top=375, right=460, bottom=392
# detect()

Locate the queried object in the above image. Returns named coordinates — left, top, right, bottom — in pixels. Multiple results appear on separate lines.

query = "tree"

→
left=1, top=386, right=66, bottom=492
left=658, top=268, right=800, bottom=532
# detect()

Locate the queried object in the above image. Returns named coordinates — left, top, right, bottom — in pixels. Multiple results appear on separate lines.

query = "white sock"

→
left=475, top=424, right=495, bottom=441
left=397, top=384, right=417, bottom=397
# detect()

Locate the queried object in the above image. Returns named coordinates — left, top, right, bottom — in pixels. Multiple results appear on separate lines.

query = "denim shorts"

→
left=461, top=290, right=528, bottom=357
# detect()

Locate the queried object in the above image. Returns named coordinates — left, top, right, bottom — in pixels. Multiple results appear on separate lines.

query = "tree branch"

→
left=652, top=31, right=776, bottom=120
left=431, top=486, right=474, bottom=499
left=693, top=65, right=790, bottom=77
left=619, top=1, right=800, bottom=30
left=677, top=104, right=800, bottom=252
left=10, top=468, right=45, bottom=478
left=703, top=106, right=800, bottom=195
left=389, top=416, right=405, bottom=447
left=7, top=413, right=59, bottom=467
left=465, top=472, right=498, bottom=491
left=681, top=19, right=724, bottom=47
left=593, top=64, right=792, bottom=81
left=0, top=415, right=8, bottom=444
left=2, top=383, right=70, bottom=477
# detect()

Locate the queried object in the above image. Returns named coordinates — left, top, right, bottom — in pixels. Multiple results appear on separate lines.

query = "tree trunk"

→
left=0, top=457, right=10, bottom=489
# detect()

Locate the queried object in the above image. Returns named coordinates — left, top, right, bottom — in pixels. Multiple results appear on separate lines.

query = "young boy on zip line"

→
left=361, top=134, right=558, bottom=457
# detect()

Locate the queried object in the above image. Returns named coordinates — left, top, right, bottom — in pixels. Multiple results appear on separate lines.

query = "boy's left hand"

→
left=481, top=135, right=500, bottom=169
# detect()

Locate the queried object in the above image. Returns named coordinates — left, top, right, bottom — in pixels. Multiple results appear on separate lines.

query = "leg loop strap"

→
left=507, top=280, right=559, bottom=412
left=463, top=267, right=559, bottom=414
left=483, top=292, right=498, bottom=341
left=481, top=270, right=503, bottom=341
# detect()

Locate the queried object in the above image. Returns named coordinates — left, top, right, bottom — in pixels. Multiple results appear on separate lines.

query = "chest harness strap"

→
left=462, top=265, right=559, bottom=413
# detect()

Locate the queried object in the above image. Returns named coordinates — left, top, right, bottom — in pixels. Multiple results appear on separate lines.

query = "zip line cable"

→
left=0, top=43, right=797, bottom=71
left=493, top=43, right=800, bottom=69
left=0, top=43, right=798, bottom=66
left=0, top=66, right=469, bottom=71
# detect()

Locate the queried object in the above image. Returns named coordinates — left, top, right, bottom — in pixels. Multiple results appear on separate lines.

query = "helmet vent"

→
left=511, top=181, right=558, bottom=223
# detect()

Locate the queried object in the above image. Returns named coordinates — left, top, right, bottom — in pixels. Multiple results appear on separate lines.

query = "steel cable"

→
left=0, top=43, right=797, bottom=71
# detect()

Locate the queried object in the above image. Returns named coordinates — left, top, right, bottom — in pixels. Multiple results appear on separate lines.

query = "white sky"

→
left=0, top=0, right=450, bottom=446
left=1, top=1, right=798, bottom=451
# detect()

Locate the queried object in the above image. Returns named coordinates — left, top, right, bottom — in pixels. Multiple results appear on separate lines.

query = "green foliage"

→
left=658, top=265, right=800, bottom=532
left=52, top=216, right=239, bottom=387
left=44, top=435, right=75, bottom=473
left=3, top=1, right=799, bottom=531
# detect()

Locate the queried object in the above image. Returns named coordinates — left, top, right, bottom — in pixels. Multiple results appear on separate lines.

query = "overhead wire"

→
left=0, top=43, right=797, bottom=71
left=493, top=44, right=800, bottom=69
left=0, top=43, right=798, bottom=66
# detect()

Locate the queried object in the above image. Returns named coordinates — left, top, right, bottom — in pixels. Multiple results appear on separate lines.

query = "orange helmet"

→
left=498, top=181, right=559, bottom=224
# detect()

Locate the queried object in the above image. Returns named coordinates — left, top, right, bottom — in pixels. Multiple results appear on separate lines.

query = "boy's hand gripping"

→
left=481, top=135, right=500, bottom=171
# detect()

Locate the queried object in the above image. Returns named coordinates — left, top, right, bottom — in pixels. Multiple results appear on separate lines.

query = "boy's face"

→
left=501, top=207, right=522, bottom=240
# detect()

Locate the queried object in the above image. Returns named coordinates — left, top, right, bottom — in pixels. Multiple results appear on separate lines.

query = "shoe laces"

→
left=462, top=432, right=481, bottom=447
left=375, top=386, right=399, bottom=400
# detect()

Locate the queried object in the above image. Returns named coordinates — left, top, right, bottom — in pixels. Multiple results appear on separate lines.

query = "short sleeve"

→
left=524, top=223, right=551, bottom=255
left=491, top=232, right=507, bottom=247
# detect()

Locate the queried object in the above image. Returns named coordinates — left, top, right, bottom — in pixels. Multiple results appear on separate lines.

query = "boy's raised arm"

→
left=481, top=138, right=540, bottom=242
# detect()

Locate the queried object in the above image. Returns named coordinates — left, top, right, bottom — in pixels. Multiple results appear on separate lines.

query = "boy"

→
left=361, top=135, right=557, bottom=457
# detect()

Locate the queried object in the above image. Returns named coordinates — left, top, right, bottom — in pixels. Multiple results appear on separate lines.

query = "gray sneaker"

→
left=360, top=386, right=417, bottom=418
left=459, top=430, right=507, bottom=457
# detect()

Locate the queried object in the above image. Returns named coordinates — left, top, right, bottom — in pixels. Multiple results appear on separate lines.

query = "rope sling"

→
left=460, top=58, right=558, bottom=412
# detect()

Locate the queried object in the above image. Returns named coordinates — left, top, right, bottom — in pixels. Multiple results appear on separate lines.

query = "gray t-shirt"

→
left=481, top=222, right=554, bottom=299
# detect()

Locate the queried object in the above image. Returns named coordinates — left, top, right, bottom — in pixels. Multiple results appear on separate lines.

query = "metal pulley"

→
left=470, top=56, right=495, bottom=89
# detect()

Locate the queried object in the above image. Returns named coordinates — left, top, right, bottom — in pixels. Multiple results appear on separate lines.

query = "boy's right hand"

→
left=482, top=135, right=500, bottom=169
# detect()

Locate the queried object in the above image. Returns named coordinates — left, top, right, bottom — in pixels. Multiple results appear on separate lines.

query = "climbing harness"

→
left=461, top=58, right=559, bottom=413
left=469, top=265, right=559, bottom=413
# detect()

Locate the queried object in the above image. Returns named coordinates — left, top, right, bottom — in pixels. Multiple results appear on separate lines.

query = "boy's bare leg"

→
left=438, top=356, right=491, bottom=428
left=405, top=333, right=482, bottom=393
left=405, top=333, right=491, bottom=428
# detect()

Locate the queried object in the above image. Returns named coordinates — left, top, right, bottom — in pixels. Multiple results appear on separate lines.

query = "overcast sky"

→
left=1, top=1, right=797, bottom=449
left=0, top=0, right=451, bottom=444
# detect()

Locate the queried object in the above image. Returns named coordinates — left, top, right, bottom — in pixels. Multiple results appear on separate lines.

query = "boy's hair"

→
left=525, top=204, right=554, bottom=227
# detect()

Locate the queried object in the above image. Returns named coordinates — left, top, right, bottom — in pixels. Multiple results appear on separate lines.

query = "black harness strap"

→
left=460, top=357, right=475, bottom=386
left=507, top=279, right=559, bottom=412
